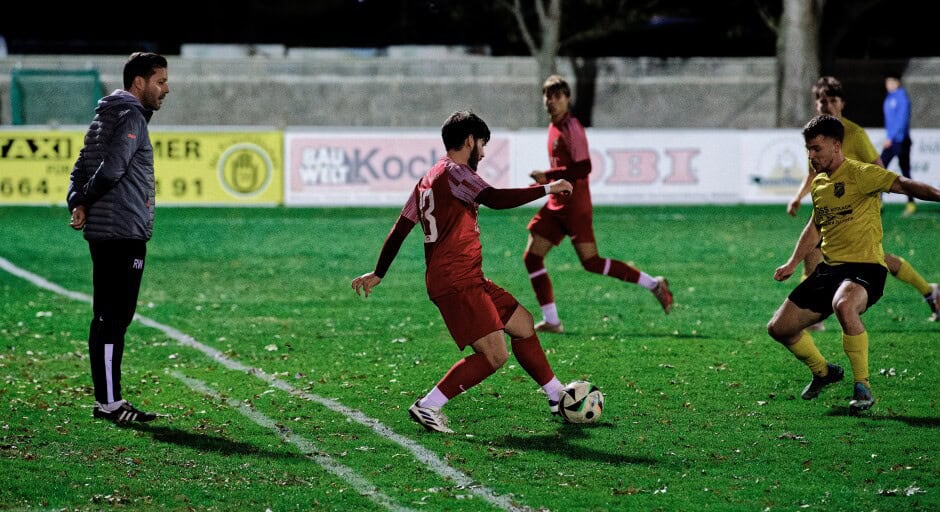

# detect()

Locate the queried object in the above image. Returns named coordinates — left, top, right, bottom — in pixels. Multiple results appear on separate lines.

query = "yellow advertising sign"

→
left=153, top=130, right=282, bottom=205
left=0, top=128, right=283, bottom=205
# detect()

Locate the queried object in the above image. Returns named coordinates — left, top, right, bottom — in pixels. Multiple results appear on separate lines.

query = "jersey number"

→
left=419, top=188, right=439, bottom=243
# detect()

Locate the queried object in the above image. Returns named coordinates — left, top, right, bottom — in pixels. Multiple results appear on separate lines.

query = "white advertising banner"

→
left=285, top=128, right=742, bottom=206
left=743, top=128, right=940, bottom=205
left=284, top=128, right=940, bottom=207
left=580, top=130, right=741, bottom=205
left=739, top=130, right=810, bottom=205
left=284, top=130, right=511, bottom=206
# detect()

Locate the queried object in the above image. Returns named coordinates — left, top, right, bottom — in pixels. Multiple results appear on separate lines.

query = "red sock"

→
left=510, top=334, right=555, bottom=386
left=524, top=251, right=555, bottom=305
left=435, top=353, right=496, bottom=399
left=582, top=255, right=640, bottom=283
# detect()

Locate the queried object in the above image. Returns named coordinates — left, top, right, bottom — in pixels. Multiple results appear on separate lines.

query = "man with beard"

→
left=351, top=110, right=573, bottom=433
left=67, top=52, right=169, bottom=423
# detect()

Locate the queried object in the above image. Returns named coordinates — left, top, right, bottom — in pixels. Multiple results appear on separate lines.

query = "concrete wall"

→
left=1, top=55, right=937, bottom=129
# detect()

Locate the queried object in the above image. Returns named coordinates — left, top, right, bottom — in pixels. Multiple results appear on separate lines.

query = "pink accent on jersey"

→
left=546, top=113, right=592, bottom=213
left=407, top=157, right=492, bottom=298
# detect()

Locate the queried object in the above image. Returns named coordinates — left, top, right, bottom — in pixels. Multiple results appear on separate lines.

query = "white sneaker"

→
left=408, top=400, right=454, bottom=434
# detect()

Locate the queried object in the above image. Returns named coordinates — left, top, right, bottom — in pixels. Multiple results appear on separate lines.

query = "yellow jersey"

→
left=811, top=158, right=898, bottom=267
left=840, top=117, right=880, bottom=163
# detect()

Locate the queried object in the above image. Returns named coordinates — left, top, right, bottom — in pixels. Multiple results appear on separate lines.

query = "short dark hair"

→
left=802, top=114, right=844, bottom=143
left=812, top=76, right=844, bottom=100
left=542, top=74, right=571, bottom=98
left=441, top=110, right=490, bottom=151
left=124, top=52, right=167, bottom=89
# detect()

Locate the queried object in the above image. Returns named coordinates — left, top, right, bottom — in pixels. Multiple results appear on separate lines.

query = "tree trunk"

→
left=777, top=0, right=821, bottom=127
left=503, top=0, right=562, bottom=124
left=570, top=57, right=597, bottom=127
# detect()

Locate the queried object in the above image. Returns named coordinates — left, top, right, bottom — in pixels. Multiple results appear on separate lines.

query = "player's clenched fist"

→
left=549, top=179, right=572, bottom=196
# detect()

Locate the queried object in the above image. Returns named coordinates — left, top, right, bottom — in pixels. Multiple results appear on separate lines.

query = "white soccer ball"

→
left=558, top=380, right=604, bottom=424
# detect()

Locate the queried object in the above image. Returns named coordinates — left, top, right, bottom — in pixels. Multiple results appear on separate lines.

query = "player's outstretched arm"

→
left=531, top=163, right=590, bottom=185
left=476, top=179, right=572, bottom=210
left=890, top=176, right=940, bottom=202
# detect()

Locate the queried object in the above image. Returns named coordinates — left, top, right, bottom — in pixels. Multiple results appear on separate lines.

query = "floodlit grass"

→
left=1, top=204, right=938, bottom=511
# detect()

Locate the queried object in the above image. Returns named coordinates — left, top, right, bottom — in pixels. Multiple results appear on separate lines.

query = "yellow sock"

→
left=842, top=331, right=869, bottom=385
left=893, top=257, right=932, bottom=296
left=786, top=331, right=828, bottom=376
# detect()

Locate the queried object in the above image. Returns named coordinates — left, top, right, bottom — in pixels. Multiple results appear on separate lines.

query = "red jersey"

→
left=546, top=113, right=592, bottom=212
left=400, top=157, right=491, bottom=298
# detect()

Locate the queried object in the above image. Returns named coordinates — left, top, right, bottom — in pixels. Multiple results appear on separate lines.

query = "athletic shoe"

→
left=849, top=382, right=875, bottom=414
left=806, top=321, right=826, bottom=332
left=651, top=276, right=673, bottom=314
left=801, top=363, right=844, bottom=400
left=534, top=320, right=565, bottom=334
left=548, top=399, right=560, bottom=415
left=926, top=283, right=939, bottom=321
left=902, top=202, right=917, bottom=217
left=92, top=400, right=157, bottom=423
left=408, top=400, right=454, bottom=434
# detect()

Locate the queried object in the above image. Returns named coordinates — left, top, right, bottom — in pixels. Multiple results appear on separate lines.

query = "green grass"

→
left=1, top=204, right=938, bottom=511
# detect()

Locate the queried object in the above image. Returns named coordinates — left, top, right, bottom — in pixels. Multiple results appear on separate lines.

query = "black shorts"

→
left=788, top=262, right=887, bottom=318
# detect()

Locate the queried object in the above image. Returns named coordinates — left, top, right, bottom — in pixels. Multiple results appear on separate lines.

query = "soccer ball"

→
left=558, top=380, right=604, bottom=424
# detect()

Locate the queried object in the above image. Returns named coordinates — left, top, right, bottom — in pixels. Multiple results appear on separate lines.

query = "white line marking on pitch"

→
left=0, top=256, right=531, bottom=512
left=169, top=371, right=416, bottom=512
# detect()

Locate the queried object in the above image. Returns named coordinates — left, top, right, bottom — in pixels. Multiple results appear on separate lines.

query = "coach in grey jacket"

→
left=67, top=52, right=169, bottom=424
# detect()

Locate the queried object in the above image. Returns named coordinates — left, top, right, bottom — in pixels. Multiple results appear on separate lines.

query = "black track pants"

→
left=87, top=239, right=147, bottom=404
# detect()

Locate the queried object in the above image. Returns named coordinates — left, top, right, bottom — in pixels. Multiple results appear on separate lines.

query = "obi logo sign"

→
left=217, top=143, right=273, bottom=198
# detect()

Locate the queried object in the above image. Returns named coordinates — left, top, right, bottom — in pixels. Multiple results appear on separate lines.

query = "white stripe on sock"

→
left=528, top=268, right=547, bottom=279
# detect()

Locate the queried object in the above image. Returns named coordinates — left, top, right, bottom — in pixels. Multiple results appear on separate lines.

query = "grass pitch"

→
left=1, top=204, right=938, bottom=511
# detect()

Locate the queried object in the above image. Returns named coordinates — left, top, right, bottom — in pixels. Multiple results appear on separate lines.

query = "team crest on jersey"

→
left=834, top=182, right=845, bottom=198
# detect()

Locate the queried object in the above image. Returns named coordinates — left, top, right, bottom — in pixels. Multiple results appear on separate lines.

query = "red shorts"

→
left=431, top=278, right=519, bottom=349
left=527, top=205, right=595, bottom=246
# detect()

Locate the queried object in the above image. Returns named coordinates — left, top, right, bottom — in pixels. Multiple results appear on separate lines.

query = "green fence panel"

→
left=10, top=68, right=104, bottom=125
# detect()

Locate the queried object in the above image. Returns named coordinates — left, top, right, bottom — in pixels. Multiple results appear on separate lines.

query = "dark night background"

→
left=0, top=1, right=931, bottom=59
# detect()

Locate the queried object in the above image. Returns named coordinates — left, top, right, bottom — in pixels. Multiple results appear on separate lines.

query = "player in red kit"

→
left=352, top=111, right=573, bottom=434
left=525, top=75, right=674, bottom=333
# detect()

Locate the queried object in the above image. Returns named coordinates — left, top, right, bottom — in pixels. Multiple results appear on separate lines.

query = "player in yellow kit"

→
left=787, top=77, right=939, bottom=327
left=768, top=114, right=940, bottom=414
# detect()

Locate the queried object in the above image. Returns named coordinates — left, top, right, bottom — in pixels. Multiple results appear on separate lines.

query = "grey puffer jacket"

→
left=66, top=89, right=155, bottom=241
